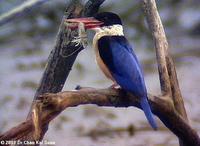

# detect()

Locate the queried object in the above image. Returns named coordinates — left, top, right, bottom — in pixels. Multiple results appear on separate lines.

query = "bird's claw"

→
left=109, top=83, right=120, bottom=89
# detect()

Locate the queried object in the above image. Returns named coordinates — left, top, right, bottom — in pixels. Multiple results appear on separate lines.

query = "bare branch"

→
left=142, top=0, right=172, bottom=96
left=84, top=0, right=106, bottom=16
left=0, top=88, right=199, bottom=146
left=20, top=0, right=106, bottom=144
left=29, top=0, right=107, bottom=115
left=0, top=1, right=195, bottom=146
left=0, top=0, right=49, bottom=26
left=142, top=0, right=188, bottom=123
left=142, top=0, right=189, bottom=145
left=29, top=0, right=84, bottom=111
left=166, top=51, right=188, bottom=120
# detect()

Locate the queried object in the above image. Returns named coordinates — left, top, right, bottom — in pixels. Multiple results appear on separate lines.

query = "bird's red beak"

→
left=65, top=17, right=103, bottom=30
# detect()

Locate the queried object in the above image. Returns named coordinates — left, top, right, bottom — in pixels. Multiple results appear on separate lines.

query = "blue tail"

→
left=140, top=97, right=157, bottom=130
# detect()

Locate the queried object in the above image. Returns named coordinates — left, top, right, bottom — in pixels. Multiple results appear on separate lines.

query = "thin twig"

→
left=166, top=53, right=188, bottom=120
left=0, top=0, right=49, bottom=26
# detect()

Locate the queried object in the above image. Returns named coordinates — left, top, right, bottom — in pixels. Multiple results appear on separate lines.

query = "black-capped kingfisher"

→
left=66, top=12, right=157, bottom=129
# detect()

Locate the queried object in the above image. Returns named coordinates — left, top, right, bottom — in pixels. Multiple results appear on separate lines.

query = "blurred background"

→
left=0, top=0, right=200, bottom=145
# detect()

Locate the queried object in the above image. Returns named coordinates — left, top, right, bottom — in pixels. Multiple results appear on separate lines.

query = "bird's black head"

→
left=94, top=12, right=122, bottom=27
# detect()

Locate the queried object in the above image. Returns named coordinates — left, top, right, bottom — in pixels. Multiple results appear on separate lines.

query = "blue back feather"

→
left=98, top=36, right=157, bottom=129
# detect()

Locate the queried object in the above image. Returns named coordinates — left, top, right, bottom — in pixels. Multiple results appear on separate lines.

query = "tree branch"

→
left=166, top=52, right=188, bottom=120
left=0, top=88, right=199, bottom=146
left=143, top=0, right=188, bottom=120
left=28, top=0, right=107, bottom=115
left=22, top=0, right=106, bottom=145
left=84, top=0, right=106, bottom=16
left=0, top=1, right=196, bottom=146
left=28, top=0, right=84, bottom=114
left=142, top=0, right=189, bottom=145
left=0, top=0, right=49, bottom=26
left=142, top=0, right=172, bottom=96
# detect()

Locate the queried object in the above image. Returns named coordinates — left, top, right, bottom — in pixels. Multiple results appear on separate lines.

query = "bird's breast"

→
left=93, top=35, right=116, bottom=82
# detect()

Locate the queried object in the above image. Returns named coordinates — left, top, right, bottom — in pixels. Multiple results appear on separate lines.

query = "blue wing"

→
left=98, top=36, right=146, bottom=97
left=98, top=36, right=157, bottom=129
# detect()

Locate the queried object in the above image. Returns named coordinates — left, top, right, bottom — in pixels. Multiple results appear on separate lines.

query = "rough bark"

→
left=0, top=88, right=199, bottom=146
left=143, top=0, right=172, bottom=95
left=28, top=0, right=84, bottom=115
left=17, top=0, right=105, bottom=145
left=142, top=0, right=189, bottom=145
left=0, top=0, right=198, bottom=146
left=28, top=0, right=106, bottom=116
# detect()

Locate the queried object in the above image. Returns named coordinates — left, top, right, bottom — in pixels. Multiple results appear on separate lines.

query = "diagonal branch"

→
left=28, top=0, right=84, bottom=115
left=28, top=0, right=107, bottom=116
left=18, top=0, right=106, bottom=144
left=0, top=88, right=199, bottom=146
left=166, top=51, right=188, bottom=120
left=0, top=0, right=50, bottom=26
left=84, top=0, right=106, bottom=16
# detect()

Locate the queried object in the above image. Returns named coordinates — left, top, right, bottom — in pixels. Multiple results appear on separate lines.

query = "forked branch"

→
left=143, top=0, right=189, bottom=145
left=143, top=0, right=188, bottom=122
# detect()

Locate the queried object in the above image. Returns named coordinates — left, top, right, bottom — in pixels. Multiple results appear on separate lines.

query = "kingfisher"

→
left=66, top=12, right=157, bottom=129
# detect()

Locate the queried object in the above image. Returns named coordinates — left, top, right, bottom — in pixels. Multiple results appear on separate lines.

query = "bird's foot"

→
left=109, top=83, right=120, bottom=89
